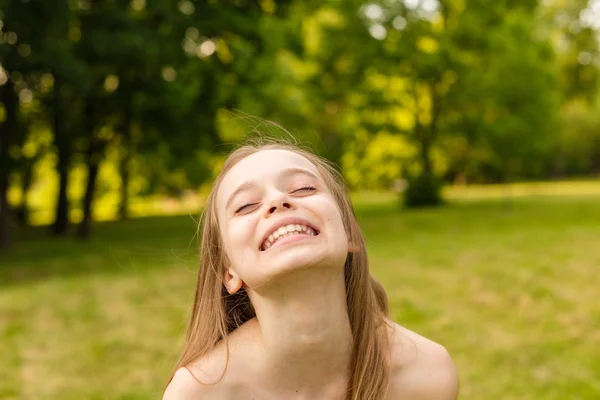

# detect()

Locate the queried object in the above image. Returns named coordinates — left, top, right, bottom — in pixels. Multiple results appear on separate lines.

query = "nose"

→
left=268, top=202, right=291, bottom=214
left=265, top=191, right=295, bottom=216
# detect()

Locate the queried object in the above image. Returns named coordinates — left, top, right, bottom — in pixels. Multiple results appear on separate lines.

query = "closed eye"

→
left=235, top=203, right=258, bottom=213
left=235, top=187, right=314, bottom=213
left=292, top=186, right=316, bottom=193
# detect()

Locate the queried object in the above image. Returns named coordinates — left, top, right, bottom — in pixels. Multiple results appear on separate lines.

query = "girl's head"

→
left=172, top=137, right=390, bottom=399
left=217, top=144, right=357, bottom=295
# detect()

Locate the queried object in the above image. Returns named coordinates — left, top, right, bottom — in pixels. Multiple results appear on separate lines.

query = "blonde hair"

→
left=169, top=138, right=391, bottom=399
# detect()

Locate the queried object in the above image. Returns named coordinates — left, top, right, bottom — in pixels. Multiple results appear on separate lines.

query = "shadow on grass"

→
left=0, top=214, right=202, bottom=288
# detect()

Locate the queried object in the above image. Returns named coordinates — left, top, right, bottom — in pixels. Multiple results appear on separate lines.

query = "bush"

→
left=403, top=172, right=443, bottom=208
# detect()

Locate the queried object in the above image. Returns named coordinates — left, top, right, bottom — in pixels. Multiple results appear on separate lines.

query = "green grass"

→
left=1, top=182, right=600, bottom=399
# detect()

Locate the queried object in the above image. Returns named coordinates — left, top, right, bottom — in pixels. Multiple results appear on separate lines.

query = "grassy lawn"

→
left=1, top=181, right=599, bottom=399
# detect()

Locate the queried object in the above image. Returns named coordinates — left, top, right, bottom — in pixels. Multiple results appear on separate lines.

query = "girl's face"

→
left=216, top=150, right=349, bottom=291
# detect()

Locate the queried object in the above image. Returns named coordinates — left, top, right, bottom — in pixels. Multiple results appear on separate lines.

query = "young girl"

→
left=164, top=139, right=458, bottom=399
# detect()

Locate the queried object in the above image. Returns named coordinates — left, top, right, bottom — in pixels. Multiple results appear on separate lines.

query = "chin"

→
left=258, top=246, right=346, bottom=284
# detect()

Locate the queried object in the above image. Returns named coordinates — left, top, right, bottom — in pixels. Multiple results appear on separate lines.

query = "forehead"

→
left=217, top=149, right=321, bottom=201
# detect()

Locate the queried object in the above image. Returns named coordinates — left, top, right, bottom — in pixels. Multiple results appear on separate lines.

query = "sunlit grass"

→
left=1, top=181, right=599, bottom=399
left=444, top=179, right=600, bottom=200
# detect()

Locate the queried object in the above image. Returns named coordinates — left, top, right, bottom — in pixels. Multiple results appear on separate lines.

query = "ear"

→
left=348, top=241, right=361, bottom=253
left=223, top=268, right=243, bottom=295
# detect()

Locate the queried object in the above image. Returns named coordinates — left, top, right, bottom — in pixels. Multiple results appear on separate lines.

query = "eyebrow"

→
left=225, top=167, right=319, bottom=211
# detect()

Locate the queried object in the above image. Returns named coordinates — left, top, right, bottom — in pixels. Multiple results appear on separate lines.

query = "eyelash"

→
left=234, top=186, right=316, bottom=214
left=235, top=203, right=256, bottom=213
left=293, top=185, right=316, bottom=193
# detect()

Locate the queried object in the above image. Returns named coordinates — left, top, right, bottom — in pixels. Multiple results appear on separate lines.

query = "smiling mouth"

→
left=260, top=224, right=319, bottom=251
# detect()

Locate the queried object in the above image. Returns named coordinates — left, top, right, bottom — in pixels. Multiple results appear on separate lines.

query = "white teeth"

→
left=261, top=223, right=318, bottom=250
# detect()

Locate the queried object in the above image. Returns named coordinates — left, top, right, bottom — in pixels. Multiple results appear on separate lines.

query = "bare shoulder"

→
left=163, top=366, right=216, bottom=400
left=163, top=345, right=232, bottom=400
left=385, top=320, right=459, bottom=400
left=164, top=320, right=261, bottom=400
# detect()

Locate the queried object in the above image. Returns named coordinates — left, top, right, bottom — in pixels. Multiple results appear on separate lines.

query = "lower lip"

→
left=263, top=233, right=315, bottom=251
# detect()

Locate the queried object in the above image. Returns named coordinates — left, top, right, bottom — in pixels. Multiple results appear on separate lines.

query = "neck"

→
left=248, top=266, right=353, bottom=394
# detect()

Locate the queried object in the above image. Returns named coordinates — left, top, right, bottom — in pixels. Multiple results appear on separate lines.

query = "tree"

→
left=299, top=0, right=560, bottom=204
left=0, top=0, right=65, bottom=248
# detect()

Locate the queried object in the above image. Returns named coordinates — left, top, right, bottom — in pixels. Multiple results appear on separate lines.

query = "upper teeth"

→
left=262, top=224, right=316, bottom=250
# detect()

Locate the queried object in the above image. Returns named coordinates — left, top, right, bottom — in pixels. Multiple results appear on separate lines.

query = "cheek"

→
left=321, top=201, right=346, bottom=232
left=225, top=218, right=258, bottom=257
left=222, top=219, right=264, bottom=286
left=314, top=200, right=348, bottom=249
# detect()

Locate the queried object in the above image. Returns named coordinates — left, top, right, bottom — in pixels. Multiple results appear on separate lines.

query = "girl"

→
left=164, top=139, right=458, bottom=399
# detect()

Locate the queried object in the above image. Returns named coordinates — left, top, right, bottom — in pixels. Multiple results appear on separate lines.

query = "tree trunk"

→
left=16, top=161, right=33, bottom=226
left=0, top=177, right=10, bottom=250
left=419, top=133, right=433, bottom=176
left=590, top=138, right=600, bottom=175
left=52, top=162, right=70, bottom=235
left=0, top=81, right=17, bottom=250
left=78, top=100, right=100, bottom=239
left=50, top=83, right=72, bottom=236
left=422, top=80, right=441, bottom=177
left=404, top=81, right=442, bottom=208
left=78, top=156, right=99, bottom=239
left=118, top=110, right=132, bottom=220
left=454, top=171, right=467, bottom=186
left=118, top=148, right=130, bottom=220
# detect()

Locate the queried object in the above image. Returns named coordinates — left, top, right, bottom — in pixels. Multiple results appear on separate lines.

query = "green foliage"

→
left=468, top=11, right=560, bottom=181
left=540, top=0, right=600, bottom=103
left=342, top=131, right=417, bottom=189
left=556, top=99, right=600, bottom=175
left=1, top=0, right=599, bottom=243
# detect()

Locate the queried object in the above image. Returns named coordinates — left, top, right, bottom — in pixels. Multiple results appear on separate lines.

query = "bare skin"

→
left=164, top=150, right=458, bottom=399
left=164, top=318, right=458, bottom=399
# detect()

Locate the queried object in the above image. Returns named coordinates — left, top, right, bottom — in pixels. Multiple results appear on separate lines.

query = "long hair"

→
left=169, top=138, right=391, bottom=399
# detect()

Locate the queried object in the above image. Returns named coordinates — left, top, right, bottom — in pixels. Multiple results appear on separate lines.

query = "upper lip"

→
left=258, top=216, right=319, bottom=251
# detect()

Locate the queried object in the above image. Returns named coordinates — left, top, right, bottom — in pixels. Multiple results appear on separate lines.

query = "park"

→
left=1, top=0, right=599, bottom=399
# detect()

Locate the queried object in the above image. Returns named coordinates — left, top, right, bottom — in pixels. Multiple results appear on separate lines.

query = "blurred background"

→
left=0, top=0, right=599, bottom=399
